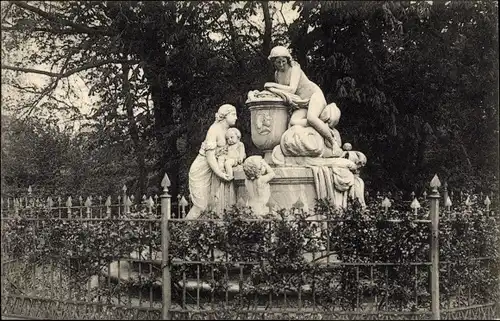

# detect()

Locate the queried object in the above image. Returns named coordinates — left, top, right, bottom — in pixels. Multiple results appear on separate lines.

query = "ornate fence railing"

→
left=1, top=175, right=499, bottom=320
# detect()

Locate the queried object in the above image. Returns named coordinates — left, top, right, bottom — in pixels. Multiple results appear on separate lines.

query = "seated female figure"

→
left=264, top=46, right=337, bottom=149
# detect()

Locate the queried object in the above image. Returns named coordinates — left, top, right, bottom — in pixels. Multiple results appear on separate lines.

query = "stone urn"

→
left=246, top=91, right=288, bottom=164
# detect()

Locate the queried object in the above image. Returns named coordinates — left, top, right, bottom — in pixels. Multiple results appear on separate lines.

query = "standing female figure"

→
left=264, top=46, right=337, bottom=149
left=186, top=104, right=237, bottom=219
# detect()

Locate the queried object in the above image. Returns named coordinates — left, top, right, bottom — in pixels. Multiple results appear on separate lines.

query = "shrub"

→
left=2, top=195, right=498, bottom=314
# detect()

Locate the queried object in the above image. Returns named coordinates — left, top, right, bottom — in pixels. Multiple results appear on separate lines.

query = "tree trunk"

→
left=293, top=4, right=312, bottom=68
left=261, top=1, right=272, bottom=56
left=142, top=59, right=180, bottom=198
left=121, top=62, right=147, bottom=199
left=223, top=3, right=245, bottom=70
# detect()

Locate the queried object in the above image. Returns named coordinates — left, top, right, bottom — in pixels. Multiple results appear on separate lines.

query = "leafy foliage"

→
left=289, top=1, right=499, bottom=194
left=2, top=1, right=498, bottom=200
left=1, top=114, right=140, bottom=197
left=1, top=1, right=291, bottom=198
left=3, top=196, right=498, bottom=314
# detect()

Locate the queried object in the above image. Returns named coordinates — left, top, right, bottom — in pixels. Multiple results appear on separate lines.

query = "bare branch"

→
left=221, top=2, right=245, bottom=70
left=279, top=2, right=289, bottom=29
left=1, top=2, right=14, bottom=22
left=19, top=79, right=59, bottom=118
left=1, top=59, right=141, bottom=78
left=245, top=19, right=264, bottom=37
left=1, top=25, right=90, bottom=35
left=9, top=82, right=76, bottom=111
left=12, top=1, right=114, bottom=36
left=1, top=65, right=59, bottom=77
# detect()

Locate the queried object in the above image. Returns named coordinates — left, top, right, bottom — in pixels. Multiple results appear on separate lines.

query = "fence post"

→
left=442, top=181, right=448, bottom=208
left=122, top=185, right=128, bottom=215
left=429, top=174, right=441, bottom=320
left=160, top=174, right=172, bottom=320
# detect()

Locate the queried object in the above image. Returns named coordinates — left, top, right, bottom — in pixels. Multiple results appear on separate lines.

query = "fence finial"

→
left=66, top=196, right=72, bottom=217
left=104, top=196, right=112, bottom=217
left=484, top=196, right=491, bottom=212
left=146, top=196, right=154, bottom=214
left=180, top=196, right=189, bottom=217
left=125, top=196, right=132, bottom=214
left=465, top=195, right=472, bottom=210
left=85, top=197, right=92, bottom=216
left=28, top=185, right=32, bottom=195
left=430, top=174, right=441, bottom=194
left=410, top=198, right=421, bottom=215
left=382, top=197, right=391, bottom=212
left=161, top=173, right=171, bottom=193
left=445, top=195, right=452, bottom=210
left=47, top=196, right=54, bottom=209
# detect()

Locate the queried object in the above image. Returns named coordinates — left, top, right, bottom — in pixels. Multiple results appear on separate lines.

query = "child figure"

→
left=218, top=128, right=246, bottom=180
left=242, top=156, right=276, bottom=217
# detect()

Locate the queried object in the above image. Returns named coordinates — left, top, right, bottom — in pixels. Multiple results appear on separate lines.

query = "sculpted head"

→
left=215, top=104, right=237, bottom=126
left=320, top=103, right=341, bottom=129
left=242, top=155, right=265, bottom=180
left=268, top=46, right=292, bottom=70
left=225, top=127, right=241, bottom=145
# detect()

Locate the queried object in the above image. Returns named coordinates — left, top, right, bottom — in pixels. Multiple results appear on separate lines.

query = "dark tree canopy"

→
left=289, top=0, right=499, bottom=194
left=1, top=1, right=498, bottom=198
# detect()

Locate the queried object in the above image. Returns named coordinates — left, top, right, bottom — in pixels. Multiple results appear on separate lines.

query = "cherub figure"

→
left=242, top=156, right=276, bottom=217
left=217, top=128, right=246, bottom=180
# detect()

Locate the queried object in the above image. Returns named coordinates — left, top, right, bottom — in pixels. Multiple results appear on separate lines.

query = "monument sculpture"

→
left=185, top=104, right=238, bottom=219
left=236, top=46, right=367, bottom=212
left=217, top=128, right=246, bottom=181
left=242, top=156, right=276, bottom=217
left=187, top=46, right=366, bottom=217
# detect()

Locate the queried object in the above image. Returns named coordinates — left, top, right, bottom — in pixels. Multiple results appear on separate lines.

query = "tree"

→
left=0, top=112, right=144, bottom=198
left=1, top=1, right=291, bottom=197
left=289, top=0, right=499, bottom=194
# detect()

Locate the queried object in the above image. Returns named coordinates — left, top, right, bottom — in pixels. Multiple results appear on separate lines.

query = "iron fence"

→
left=1, top=175, right=499, bottom=320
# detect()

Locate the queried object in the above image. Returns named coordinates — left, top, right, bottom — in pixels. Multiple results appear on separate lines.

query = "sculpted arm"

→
left=265, top=64, right=301, bottom=94
left=204, top=127, right=230, bottom=181
left=260, top=162, right=276, bottom=184
left=238, top=142, right=246, bottom=163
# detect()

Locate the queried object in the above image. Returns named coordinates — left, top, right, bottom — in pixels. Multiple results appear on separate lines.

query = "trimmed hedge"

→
left=2, top=196, right=499, bottom=312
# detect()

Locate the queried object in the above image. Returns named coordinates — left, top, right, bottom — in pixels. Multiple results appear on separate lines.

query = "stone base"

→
left=234, top=166, right=317, bottom=212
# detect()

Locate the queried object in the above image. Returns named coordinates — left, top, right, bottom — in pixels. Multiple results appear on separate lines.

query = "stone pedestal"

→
left=234, top=166, right=317, bottom=212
